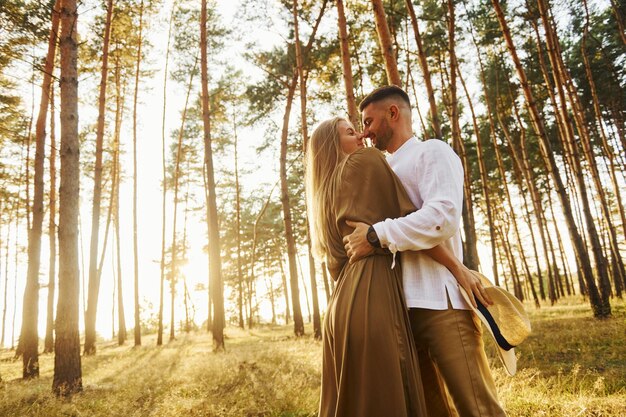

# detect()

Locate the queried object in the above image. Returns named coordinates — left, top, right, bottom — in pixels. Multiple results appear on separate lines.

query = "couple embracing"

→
left=306, top=85, right=510, bottom=417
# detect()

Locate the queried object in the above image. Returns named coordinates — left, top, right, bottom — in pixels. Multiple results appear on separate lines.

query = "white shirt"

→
left=373, top=137, right=469, bottom=310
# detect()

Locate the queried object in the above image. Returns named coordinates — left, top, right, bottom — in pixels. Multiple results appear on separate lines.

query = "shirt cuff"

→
left=373, top=221, right=398, bottom=254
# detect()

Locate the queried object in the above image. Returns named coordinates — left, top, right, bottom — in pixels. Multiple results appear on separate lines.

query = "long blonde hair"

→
left=305, top=117, right=346, bottom=260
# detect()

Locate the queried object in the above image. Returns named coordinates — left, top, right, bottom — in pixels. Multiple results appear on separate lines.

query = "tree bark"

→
left=169, top=57, right=197, bottom=342
left=12, top=206, right=20, bottom=350
left=234, top=113, right=244, bottom=329
left=371, top=0, right=401, bottom=86
left=111, top=63, right=126, bottom=346
left=321, top=261, right=331, bottom=302
left=265, top=274, right=277, bottom=325
left=21, top=0, right=61, bottom=378
left=131, top=0, right=145, bottom=348
left=280, top=73, right=305, bottom=336
left=158, top=0, right=177, bottom=347
left=201, top=0, right=225, bottom=350
left=405, top=0, right=441, bottom=138
left=450, top=0, right=497, bottom=282
left=297, top=256, right=311, bottom=323
left=437, top=55, right=479, bottom=272
left=44, top=83, right=58, bottom=353
left=547, top=186, right=574, bottom=295
left=456, top=73, right=502, bottom=290
left=336, top=0, right=359, bottom=126
left=1, top=208, right=12, bottom=347
left=275, top=0, right=329, bottom=336
left=53, top=0, right=83, bottom=395
left=181, top=179, right=192, bottom=332
left=279, top=256, right=290, bottom=325
left=248, top=186, right=276, bottom=328
left=294, top=0, right=321, bottom=339
left=84, top=0, right=114, bottom=356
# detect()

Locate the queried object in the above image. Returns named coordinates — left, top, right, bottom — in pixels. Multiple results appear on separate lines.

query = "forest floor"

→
left=0, top=296, right=625, bottom=417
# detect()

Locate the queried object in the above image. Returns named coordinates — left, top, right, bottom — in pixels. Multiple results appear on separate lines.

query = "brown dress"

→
left=319, top=148, right=427, bottom=417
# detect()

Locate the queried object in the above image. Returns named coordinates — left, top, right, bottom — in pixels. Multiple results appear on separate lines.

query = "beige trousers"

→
left=408, top=303, right=507, bottom=417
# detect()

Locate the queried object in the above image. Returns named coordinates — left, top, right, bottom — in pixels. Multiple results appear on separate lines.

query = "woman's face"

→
left=338, top=120, right=364, bottom=155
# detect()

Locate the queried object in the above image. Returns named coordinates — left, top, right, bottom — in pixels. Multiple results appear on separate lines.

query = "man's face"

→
left=361, top=102, right=393, bottom=151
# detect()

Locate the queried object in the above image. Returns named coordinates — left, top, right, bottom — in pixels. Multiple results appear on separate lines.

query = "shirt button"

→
left=436, top=226, right=441, bottom=230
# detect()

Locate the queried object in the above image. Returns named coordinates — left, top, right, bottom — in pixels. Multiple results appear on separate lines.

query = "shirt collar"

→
left=388, top=136, right=418, bottom=163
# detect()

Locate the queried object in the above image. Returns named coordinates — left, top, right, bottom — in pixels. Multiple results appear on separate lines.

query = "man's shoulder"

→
left=415, top=138, right=459, bottom=160
left=418, top=138, right=453, bottom=151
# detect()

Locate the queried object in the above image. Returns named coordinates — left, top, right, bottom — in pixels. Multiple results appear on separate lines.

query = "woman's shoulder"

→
left=343, top=147, right=386, bottom=169
left=337, top=147, right=390, bottom=184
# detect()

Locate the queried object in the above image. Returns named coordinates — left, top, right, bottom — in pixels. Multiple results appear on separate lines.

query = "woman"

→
left=306, top=117, right=473, bottom=417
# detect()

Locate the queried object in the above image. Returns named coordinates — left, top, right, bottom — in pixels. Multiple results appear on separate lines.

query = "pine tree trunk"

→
left=504, top=82, right=548, bottom=300
left=1, top=209, right=11, bottom=347
left=131, top=0, right=145, bottom=348
left=21, top=0, right=62, bottom=378
left=495, top=108, right=541, bottom=306
left=234, top=115, right=244, bottom=330
left=278, top=0, right=328, bottom=334
left=158, top=0, right=176, bottom=348
left=437, top=56, right=479, bottom=272
left=547, top=187, right=574, bottom=296
left=169, top=58, right=197, bottom=343
left=280, top=74, right=305, bottom=337
left=297, top=256, right=311, bottom=324
left=201, top=0, right=225, bottom=350
left=336, top=0, right=359, bottom=126
left=307, top=242, right=321, bottom=339
left=181, top=184, right=191, bottom=332
left=539, top=201, right=561, bottom=301
left=321, top=261, right=331, bottom=302
left=405, top=0, right=440, bottom=138
left=248, top=188, right=276, bottom=328
left=12, top=209, right=20, bottom=350
left=449, top=0, right=498, bottom=283
left=266, top=274, right=276, bottom=325
left=84, top=0, right=114, bottom=356
left=114, top=184, right=126, bottom=345
left=371, top=0, right=401, bottom=86
left=492, top=0, right=609, bottom=317
left=53, top=0, right=83, bottom=395
left=279, top=257, right=290, bottom=325
left=111, top=69, right=126, bottom=346
left=44, top=83, right=58, bottom=353
left=294, top=0, right=321, bottom=339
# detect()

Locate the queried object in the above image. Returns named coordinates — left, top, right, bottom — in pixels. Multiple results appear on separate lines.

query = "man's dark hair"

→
left=358, top=85, right=411, bottom=112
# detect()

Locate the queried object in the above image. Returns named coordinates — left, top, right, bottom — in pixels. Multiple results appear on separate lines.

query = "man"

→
left=343, top=85, right=506, bottom=417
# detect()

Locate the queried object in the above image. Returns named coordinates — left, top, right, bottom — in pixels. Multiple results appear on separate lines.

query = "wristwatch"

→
left=366, top=225, right=381, bottom=248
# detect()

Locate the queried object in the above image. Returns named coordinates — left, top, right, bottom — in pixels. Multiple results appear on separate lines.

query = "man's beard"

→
left=373, top=119, right=393, bottom=151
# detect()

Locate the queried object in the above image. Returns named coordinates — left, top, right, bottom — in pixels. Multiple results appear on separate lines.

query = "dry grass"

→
left=0, top=297, right=624, bottom=416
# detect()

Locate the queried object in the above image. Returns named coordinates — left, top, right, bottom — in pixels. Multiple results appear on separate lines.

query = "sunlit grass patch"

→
left=0, top=299, right=624, bottom=416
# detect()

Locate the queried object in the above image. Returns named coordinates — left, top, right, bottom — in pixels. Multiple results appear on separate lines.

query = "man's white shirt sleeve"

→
left=372, top=139, right=464, bottom=254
